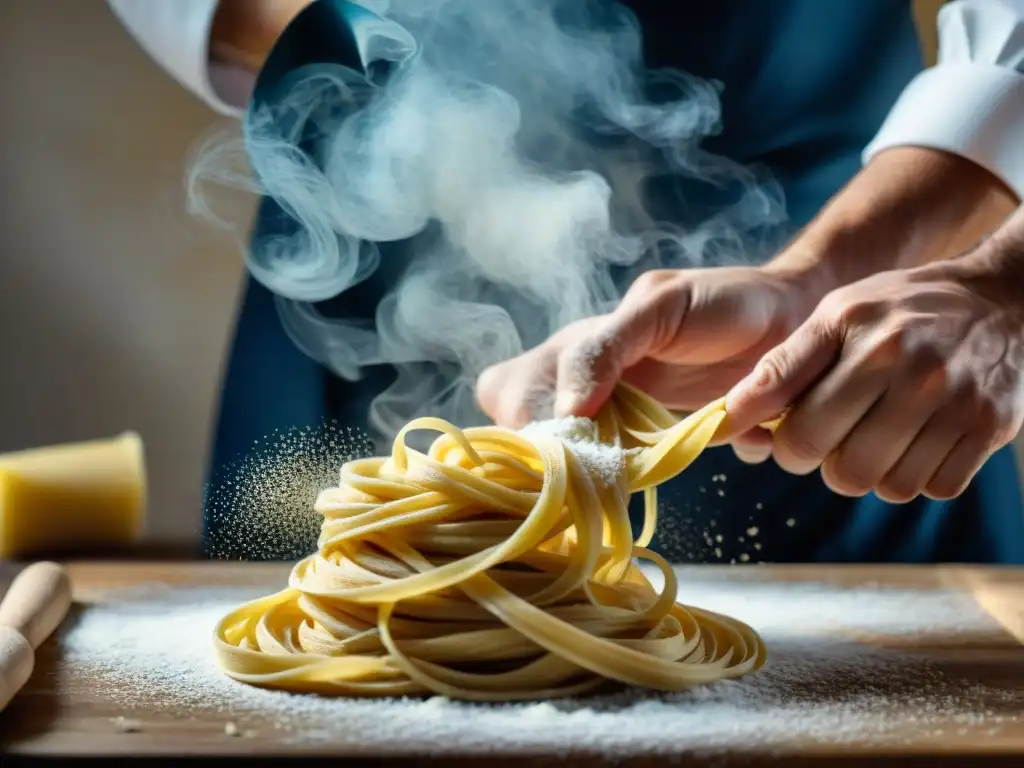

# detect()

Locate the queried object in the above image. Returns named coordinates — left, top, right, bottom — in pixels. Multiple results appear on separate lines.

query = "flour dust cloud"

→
left=204, top=422, right=375, bottom=560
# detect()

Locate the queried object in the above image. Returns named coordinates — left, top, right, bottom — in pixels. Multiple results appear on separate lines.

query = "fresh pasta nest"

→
left=214, top=384, right=767, bottom=700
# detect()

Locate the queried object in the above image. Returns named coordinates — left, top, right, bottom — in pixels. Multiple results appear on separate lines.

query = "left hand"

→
left=723, top=259, right=1024, bottom=502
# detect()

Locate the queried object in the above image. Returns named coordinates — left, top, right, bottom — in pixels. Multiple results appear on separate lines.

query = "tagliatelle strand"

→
left=213, top=384, right=770, bottom=700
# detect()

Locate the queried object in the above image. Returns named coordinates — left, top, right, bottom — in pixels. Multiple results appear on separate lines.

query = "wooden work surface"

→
left=2, top=562, right=1024, bottom=766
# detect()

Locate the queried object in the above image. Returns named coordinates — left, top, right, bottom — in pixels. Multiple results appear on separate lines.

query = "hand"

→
left=724, top=259, right=1024, bottom=502
left=476, top=264, right=819, bottom=454
left=477, top=147, right=1015, bottom=467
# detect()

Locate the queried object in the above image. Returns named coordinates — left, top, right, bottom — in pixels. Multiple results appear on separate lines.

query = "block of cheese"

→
left=0, top=433, right=146, bottom=558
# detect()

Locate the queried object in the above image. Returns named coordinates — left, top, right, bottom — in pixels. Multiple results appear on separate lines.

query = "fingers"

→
left=478, top=271, right=689, bottom=426
left=876, top=414, right=993, bottom=504
left=876, top=415, right=963, bottom=503
left=476, top=305, right=662, bottom=426
left=818, top=338, right=1018, bottom=501
left=731, top=427, right=773, bottom=464
left=553, top=275, right=685, bottom=418
left=770, top=350, right=888, bottom=476
left=723, top=314, right=842, bottom=442
left=476, top=356, right=554, bottom=428
left=821, top=366, right=949, bottom=496
left=809, top=393, right=1002, bottom=504
left=476, top=327, right=566, bottom=427
left=723, top=291, right=1002, bottom=500
left=925, top=431, right=994, bottom=500
left=475, top=364, right=505, bottom=421
left=553, top=322, right=628, bottom=419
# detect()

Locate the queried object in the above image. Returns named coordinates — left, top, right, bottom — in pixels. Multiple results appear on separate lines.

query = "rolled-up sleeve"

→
left=863, top=0, right=1024, bottom=200
left=106, top=0, right=249, bottom=117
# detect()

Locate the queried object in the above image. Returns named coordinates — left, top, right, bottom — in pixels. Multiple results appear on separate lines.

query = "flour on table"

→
left=55, top=571, right=1023, bottom=757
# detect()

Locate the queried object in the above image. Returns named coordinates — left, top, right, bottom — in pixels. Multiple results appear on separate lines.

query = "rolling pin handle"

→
left=0, top=562, right=73, bottom=650
left=0, top=626, right=33, bottom=714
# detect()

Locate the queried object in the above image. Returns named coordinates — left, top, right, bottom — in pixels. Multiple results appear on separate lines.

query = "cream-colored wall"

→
left=0, top=0, right=1016, bottom=548
left=0, top=0, right=249, bottom=543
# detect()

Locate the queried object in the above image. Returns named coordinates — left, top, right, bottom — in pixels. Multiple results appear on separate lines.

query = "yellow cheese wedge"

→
left=0, top=433, right=146, bottom=558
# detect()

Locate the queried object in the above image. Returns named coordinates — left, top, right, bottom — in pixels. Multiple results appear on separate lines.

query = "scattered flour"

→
left=204, top=422, right=375, bottom=560
left=55, top=572, right=1023, bottom=757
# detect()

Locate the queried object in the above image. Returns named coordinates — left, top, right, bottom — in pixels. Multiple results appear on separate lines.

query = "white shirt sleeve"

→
left=863, top=0, right=1024, bottom=199
left=106, top=0, right=251, bottom=118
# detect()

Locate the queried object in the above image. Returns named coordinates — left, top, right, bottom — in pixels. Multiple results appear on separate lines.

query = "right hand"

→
left=476, top=264, right=819, bottom=460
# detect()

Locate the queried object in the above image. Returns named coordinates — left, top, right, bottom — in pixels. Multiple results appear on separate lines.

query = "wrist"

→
left=211, top=0, right=311, bottom=72
left=938, top=206, right=1024, bottom=309
left=761, top=232, right=846, bottom=307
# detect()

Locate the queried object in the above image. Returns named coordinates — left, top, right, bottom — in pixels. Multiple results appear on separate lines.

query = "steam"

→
left=189, top=0, right=786, bottom=448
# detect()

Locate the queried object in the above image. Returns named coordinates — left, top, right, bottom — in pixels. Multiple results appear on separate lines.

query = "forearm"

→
left=818, top=146, right=1017, bottom=270
left=768, top=147, right=1018, bottom=297
left=768, top=0, right=1024, bottom=298
left=210, top=0, right=311, bottom=72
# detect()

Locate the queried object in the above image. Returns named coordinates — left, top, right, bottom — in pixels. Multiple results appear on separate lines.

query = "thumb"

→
left=724, top=315, right=840, bottom=438
left=553, top=305, right=666, bottom=419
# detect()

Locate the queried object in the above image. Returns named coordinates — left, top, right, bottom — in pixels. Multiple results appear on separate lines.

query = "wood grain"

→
left=1, top=562, right=1024, bottom=766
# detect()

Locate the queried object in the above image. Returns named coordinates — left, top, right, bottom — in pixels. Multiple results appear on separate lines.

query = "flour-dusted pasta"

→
left=213, top=385, right=768, bottom=700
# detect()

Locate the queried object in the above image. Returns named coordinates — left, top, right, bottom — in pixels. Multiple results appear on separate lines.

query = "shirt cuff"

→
left=107, top=0, right=243, bottom=118
left=862, top=63, right=1024, bottom=201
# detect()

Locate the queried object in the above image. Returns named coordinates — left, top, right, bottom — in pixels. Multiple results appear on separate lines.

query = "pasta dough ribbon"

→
left=214, top=384, right=769, bottom=700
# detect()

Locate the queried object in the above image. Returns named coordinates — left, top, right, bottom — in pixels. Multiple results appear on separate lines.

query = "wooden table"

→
left=2, top=562, right=1024, bottom=766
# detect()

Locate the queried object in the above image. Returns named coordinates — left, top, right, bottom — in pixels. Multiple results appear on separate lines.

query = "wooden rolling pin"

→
left=0, top=562, right=72, bottom=712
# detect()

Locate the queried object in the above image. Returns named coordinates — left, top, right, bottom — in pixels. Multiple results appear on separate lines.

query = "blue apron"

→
left=203, top=0, right=1024, bottom=563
